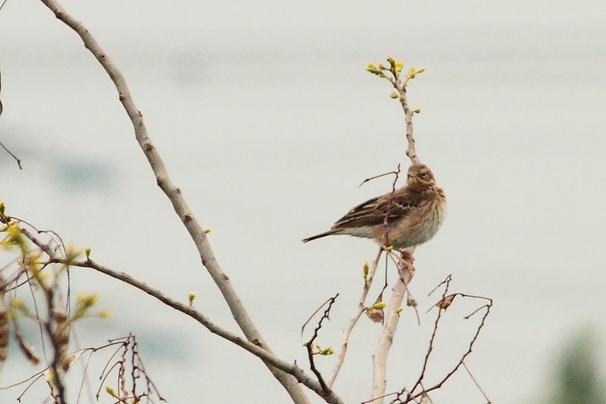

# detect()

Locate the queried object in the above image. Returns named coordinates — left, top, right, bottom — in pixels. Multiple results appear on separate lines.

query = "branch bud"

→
left=395, top=61, right=404, bottom=73
left=366, top=63, right=385, bottom=78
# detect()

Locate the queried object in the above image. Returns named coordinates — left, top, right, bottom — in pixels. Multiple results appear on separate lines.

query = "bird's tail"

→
left=302, top=230, right=337, bottom=243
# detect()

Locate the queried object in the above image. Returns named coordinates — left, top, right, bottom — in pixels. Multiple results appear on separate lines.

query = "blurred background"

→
left=0, top=0, right=605, bottom=403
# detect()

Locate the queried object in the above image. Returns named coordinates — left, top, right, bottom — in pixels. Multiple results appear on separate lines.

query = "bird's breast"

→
left=392, top=194, right=446, bottom=248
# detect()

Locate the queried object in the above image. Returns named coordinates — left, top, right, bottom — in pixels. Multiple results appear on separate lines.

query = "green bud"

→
left=366, top=62, right=379, bottom=73
left=106, top=386, right=118, bottom=398
left=395, top=61, right=404, bottom=73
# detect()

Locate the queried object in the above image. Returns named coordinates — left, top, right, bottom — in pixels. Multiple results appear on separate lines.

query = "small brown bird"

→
left=303, top=164, right=446, bottom=250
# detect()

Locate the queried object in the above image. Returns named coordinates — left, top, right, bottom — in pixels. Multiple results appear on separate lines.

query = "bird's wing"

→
left=331, top=190, right=423, bottom=230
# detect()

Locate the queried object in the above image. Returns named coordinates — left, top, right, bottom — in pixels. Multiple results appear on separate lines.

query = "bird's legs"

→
left=396, top=249, right=416, bottom=308
left=398, top=249, right=415, bottom=277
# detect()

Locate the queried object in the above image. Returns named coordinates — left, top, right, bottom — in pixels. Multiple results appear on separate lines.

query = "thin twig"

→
left=390, top=66, right=420, bottom=166
left=396, top=86, right=418, bottom=166
left=304, top=294, right=339, bottom=393
left=462, top=361, right=491, bottom=404
left=387, top=276, right=493, bottom=404
left=406, top=276, right=453, bottom=398
left=0, top=142, right=23, bottom=169
left=43, top=289, right=67, bottom=404
left=301, top=295, right=340, bottom=337
left=359, top=166, right=401, bottom=188
left=408, top=295, right=491, bottom=402
left=327, top=247, right=382, bottom=388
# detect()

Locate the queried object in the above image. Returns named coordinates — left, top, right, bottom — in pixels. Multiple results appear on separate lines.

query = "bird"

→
left=303, top=163, right=446, bottom=250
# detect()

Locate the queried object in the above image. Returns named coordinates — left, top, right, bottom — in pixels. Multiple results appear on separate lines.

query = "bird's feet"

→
left=398, top=250, right=415, bottom=278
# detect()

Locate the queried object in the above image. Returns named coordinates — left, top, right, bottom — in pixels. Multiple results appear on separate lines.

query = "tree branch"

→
left=70, top=258, right=343, bottom=404
left=364, top=57, right=428, bottom=402
left=37, top=1, right=310, bottom=402
left=304, top=294, right=339, bottom=394
left=371, top=259, right=413, bottom=402
left=366, top=57, right=424, bottom=165
left=395, top=84, right=419, bottom=166
left=393, top=67, right=423, bottom=166
left=17, top=224, right=344, bottom=404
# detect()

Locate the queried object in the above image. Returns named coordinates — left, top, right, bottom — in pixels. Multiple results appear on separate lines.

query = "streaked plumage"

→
left=303, top=164, right=446, bottom=249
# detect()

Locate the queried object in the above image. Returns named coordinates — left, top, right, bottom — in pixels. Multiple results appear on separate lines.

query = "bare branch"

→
left=37, top=0, right=310, bottom=401
left=395, top=84, right=419, bottom=166
left=15, top=220, right=344, bottom=404
left=462, top=361, right=491, bottom=404
left=407, top=276, right=453, bottom=398
left=91, top=335, right=166, bottom=403
left=359, top=166, right=401, bottom=188
left=301, top=295, right=339, bottom=337
left=391, top=64, right=424, bottom=166
left=410, top=294, right=492, bottom=401
left=304, top=294, right=339, bottom=394
left=371, top=256, right=414, bottom=402
left=68, top=257, right=342, bottom=403
left=387, top=277, right=493, bottom=404
left=0, top=142, right=22, bottom=169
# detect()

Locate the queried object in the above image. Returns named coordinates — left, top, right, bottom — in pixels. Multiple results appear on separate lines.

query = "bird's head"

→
left=406, top=164, right=437, bottom=191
